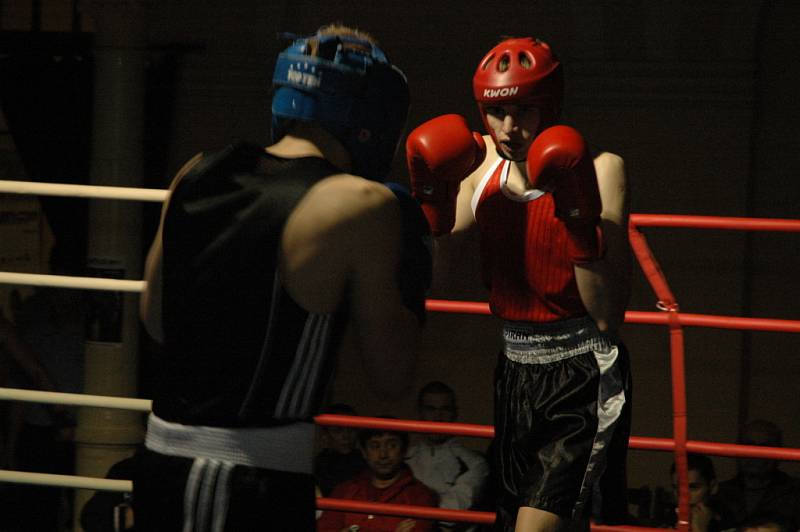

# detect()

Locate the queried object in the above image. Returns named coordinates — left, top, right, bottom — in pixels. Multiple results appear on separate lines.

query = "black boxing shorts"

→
left=134, top=450, right=316, bottom=531
left=134, top=415, right=318, bottom=531
left=492, top=317, right=631, bottom=530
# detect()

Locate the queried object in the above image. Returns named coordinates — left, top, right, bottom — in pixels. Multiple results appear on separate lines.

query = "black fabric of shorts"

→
left=132, top=449, right=316, bottom=531
left=492, top=343, right=631, bottom=530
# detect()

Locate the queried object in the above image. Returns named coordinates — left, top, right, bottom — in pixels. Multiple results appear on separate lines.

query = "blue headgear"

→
left=271, top=32, right=410, bottom=181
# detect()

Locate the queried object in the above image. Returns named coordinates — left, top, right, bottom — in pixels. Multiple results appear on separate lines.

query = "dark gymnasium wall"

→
left=1, top=1, right=798, bottom=490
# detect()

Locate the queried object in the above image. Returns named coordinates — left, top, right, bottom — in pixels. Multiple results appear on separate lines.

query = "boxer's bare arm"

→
left=140, top=153, right=203, bottom=343
left=281, top=175, right=420, bottom=398
left=574, top=152, right=631, bottom=337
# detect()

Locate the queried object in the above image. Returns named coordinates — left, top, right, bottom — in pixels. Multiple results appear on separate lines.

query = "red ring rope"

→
left=317, top=214, right=800, bottom=529
left=1, top=184, right=798, bottom=529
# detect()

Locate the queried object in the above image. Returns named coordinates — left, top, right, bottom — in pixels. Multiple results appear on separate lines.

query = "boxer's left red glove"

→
left=526, top=125, right=605, bottom=263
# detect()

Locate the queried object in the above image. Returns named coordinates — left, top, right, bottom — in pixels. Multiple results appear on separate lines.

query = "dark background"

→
left=0, top=0, right=798, bottom=491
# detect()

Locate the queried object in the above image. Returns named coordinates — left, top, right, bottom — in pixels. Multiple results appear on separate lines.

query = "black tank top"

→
left=153, top=142, right=348, bottom=427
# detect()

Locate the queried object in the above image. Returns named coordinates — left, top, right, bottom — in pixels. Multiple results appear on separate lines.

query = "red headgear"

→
left=472, top=37, right=563, bottom=143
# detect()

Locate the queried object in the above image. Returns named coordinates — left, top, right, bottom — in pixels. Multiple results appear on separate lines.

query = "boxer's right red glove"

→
left=526, top=125, right=605, bottom=263
left=406, top=114, right=486, bottom=236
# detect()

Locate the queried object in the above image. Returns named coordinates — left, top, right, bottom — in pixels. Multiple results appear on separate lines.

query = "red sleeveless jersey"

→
left=472, top=159, right=587, bottom=322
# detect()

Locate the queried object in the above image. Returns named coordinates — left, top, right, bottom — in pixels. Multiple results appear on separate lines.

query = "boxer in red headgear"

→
left=406, top=37, right=632, bottom=532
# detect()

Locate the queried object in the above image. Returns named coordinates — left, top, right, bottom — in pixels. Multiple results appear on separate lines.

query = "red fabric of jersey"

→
left=474, top=160, right=587, bottom=322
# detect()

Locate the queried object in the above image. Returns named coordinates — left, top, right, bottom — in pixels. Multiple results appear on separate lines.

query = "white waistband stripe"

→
left=503, top=316, right=612, bottom=364
left=145, top=414, right=314, bottom=474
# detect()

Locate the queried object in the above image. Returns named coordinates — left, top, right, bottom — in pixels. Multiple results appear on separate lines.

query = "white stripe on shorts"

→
left=571, top=346, right=626, bottom=518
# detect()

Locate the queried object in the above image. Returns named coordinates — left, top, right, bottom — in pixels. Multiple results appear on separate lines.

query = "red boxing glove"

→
left=526, top=125, right=605, bottom=263
left=406, top=114, right=486, bottom=236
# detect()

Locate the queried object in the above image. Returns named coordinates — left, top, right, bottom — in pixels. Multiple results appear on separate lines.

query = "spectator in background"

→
left=317, top=423, right=438, bottom=531
left=314, top=403, right=367, bottom=495
left=0, top=312, right=57, bottom=470
left=716, top=419, right=800, bottom=531
left=1, top=248, right=84, bottom=531
left=668, top=453, right=735, bottom=532
left=736, top=513, right=793, bottom=532
left=406, top=381, right=489, bottom=531
left=80, top=452, right=141, bottom=532
left=0, top=311, right=57, bottom=532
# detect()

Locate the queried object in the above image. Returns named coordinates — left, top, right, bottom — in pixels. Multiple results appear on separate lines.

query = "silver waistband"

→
left=145, top=413, right=314, bottom=474
left=503, top=315, right=612, bottom=364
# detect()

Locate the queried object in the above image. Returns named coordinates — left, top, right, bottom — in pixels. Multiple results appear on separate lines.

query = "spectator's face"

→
left=362, top=433, right=406, bottom=481
left=672, top=469, right=716, bottom=507
left=741, top=525, right=783, bottom=532
left=419, top=392, right=457, bottom=444
left=325, top=426, right=357, bottom=454
left=738, top=426, right=780, bottom=478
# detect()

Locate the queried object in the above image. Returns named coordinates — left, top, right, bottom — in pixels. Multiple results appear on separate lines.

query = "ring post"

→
left=73, top=2, right=149, bottom=530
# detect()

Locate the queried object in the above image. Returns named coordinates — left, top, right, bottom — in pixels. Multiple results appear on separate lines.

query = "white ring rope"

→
left=0, top=179, right=160, bottom=492
left=0, top=470, right=131, bottom=492
left=0, top=180, right=159, bottom=291
left=0, top=387, right=152, bottom=412
left=0, top=271, right=146, bottom=292
left=0, top=179, right=167, bottom=202
left=0, top=387, right=149, bottom=491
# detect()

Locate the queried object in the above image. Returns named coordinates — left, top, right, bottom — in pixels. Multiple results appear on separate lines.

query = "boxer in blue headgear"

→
left=271, top=28, right=410, bottom=180
left=136, top=24, right=430, bottom=531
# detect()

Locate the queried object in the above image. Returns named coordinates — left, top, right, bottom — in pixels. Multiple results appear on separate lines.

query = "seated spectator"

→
left=405, top=381, right=488, bottom=531
left=315, top=403, right=367, bottom=496
left=0, top=299, right=81, bottom=532
left=80, top=452, right=141, bottom=532
left=668, top=453, right=735, bottom=532
left=736, top=513, right=793, bottom=532
left=716, top=420, right=800, bottom=531
left=317, top=422, right=438, bottom=531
